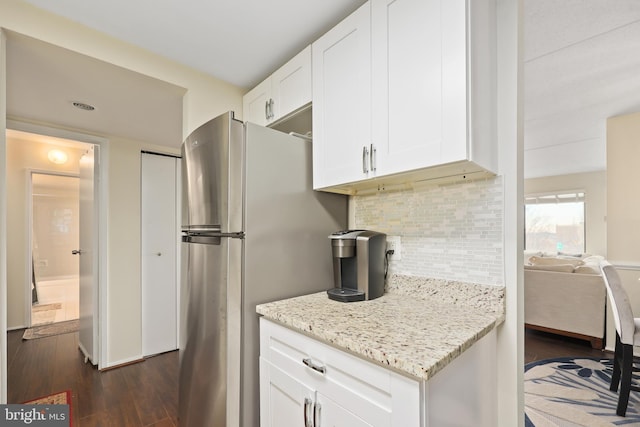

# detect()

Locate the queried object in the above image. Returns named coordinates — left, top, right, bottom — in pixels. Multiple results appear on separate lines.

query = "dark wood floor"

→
left=7, top=326, right=611, bottom=426
left=524, top=328, right=612, bottom=364
left=7, top=329, right=178, bottom=427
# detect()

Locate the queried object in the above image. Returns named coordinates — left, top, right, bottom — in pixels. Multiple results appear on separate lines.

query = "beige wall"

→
left=0, top=0, right=245, bottom=137
left=1, top=0, right=244, bottom=367
left=524, top=171, right=607, bottom=257
left=6, top=136, right=85, bottom=328
left=607, top=111, right=640, bottom=264
left=606, top=111, right=640, bottom=350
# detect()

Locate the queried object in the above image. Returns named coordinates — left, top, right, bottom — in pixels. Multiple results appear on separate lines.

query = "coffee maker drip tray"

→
left=327, top=288, right=366, bottom=303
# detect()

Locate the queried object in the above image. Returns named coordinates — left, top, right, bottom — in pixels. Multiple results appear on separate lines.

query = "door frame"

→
left=25, top=169, right=80, bottom=328
left=7, top=119, right=109, bottom=370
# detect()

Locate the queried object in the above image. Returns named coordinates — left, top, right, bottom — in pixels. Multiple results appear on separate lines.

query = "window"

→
left=525, top=192, right=585, bottom=254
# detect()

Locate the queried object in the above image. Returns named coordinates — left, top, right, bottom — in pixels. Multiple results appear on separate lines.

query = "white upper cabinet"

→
left=244, top=78, right=272, bottom=127
left=312, top=2, right=372, bottom=189
left=243, top=45, right=312, bottom=126
left=313, top=0, right=497, bottom=193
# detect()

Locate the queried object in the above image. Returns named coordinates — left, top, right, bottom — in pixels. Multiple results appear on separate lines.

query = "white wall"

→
left=0, top=0, right=244, bottom=368
left=524, top=171, right=606, bottom=257
left=496, top=0, right=523, bottom=423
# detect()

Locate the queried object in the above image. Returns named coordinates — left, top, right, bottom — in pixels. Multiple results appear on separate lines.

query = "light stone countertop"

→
left=256, top=274, right=505, bottom=381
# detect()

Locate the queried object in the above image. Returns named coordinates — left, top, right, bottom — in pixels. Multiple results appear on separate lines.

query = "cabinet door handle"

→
left=362, top=146, right=369, bottom=174
left=269, top=98, right=275, bottom=119
left=264, top=100, right=269, bottom=120
left=370, top=144, right=377, bottom=172
left=314, top=402, right=321, bottom=427
left=303, top=358, right=326, bottom=375
left=304, top=397, right=313, bottom=427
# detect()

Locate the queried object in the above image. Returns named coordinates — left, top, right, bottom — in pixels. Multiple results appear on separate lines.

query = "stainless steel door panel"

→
left=182, top=113, right=230, bottom=228
left=179, top=240, right=228, bottom=427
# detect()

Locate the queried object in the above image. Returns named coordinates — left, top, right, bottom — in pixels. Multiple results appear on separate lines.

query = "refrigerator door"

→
left=181, top=112, right=243, bottom=231
left=179, top=236, right=242, bottom=427
left=240, top=122, right=348, bottom=427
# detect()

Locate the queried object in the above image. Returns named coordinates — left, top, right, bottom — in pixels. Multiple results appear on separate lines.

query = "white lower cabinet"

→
left=259, top=318, right=497, bottom=427
left=260, top=318, right=419, bottom=427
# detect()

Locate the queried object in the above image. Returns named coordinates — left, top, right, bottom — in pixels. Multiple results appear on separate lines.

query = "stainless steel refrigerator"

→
left=179, top=111, right=347, bottom=427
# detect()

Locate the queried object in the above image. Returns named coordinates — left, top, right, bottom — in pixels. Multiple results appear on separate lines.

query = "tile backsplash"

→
left=353, top=176, right=504, bottom=286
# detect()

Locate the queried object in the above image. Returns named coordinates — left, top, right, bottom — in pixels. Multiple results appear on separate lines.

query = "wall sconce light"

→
left=47, top=149, right=68, bottom=165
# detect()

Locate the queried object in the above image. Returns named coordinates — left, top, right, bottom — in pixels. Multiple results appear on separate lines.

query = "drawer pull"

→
left=303, top=358, right=326, bottom=375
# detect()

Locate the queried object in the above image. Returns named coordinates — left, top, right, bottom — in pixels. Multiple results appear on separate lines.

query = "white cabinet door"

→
left=312, top=2, right=372, bottom=189
left=372, top=0, right=451, bottom=175
left=243, top=78, right=272, bottom=126
left=271, top=45, right=311, bottom=121
left=243, top=46, right=312, bottom=126
left=313, top=0, right=496, bottom=193
left=260, top=319, right=421, bottom=427
left=260, top=358, right=315, bottom=427
left=316, top=393, right=375, bottom=427
left=141, top=153, right=179, bottom=357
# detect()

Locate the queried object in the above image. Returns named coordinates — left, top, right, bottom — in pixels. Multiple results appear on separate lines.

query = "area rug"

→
left=525, top=356, right=640, bottom=426
left=22, top=319, right=79, bottom=340
left=23, top=390, right=72, bottom=427
left=23, top=390, right=71, bottom=405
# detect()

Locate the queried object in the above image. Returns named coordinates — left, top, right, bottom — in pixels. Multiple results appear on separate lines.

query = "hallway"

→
left=7, top=329, right=178, bottom=426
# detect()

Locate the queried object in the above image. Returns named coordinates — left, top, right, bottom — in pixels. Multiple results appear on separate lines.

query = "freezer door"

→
left=179, top=237, right=242, bottom=427
left=181, top=112, right=244, bottom=230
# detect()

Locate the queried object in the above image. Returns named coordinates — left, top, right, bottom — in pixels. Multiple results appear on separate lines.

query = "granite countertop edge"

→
left=256, top=274, right=505, bottom=381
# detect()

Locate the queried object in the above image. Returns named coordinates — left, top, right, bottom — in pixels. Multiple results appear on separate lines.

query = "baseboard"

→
left=99, top=355, right=145, bottom=371
left=7, top=325, right=26, bottom=332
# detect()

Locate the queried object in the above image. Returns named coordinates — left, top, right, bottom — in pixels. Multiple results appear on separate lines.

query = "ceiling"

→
left=524, top=0, right=640, bottom=179
left=7, top=0, right=640, bottom=177
left=20, top=0, right=368, bottom=90
left=6, top=31, right=185, bottom=148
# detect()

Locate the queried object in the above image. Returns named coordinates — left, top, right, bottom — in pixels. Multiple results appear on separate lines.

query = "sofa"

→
left=524, top=254, right=606, bottom=349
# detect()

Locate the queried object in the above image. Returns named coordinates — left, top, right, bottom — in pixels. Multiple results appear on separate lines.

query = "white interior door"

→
left=78, top=145, right=99, bottom=365
left=141, top=152, right=179, bottom=356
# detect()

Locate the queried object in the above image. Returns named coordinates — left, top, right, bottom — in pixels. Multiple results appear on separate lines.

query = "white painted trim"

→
left=99, top=354, right=144, bottom=371
left=496, top=0, right=524, bottom=425
left=175, top=158, right=182, bottom=349
left=1, top=28, right=8, bottom=405
left=6, top=119, right=109, bottom=370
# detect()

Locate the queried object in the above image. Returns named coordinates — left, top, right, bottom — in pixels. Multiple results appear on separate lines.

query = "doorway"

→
left=6, top=127, right=104, bottom=367
left=30, top=172, right=80, bottom=326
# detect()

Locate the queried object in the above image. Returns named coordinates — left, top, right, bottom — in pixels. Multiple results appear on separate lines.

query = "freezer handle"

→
left=182, top=231, right=244, bottom=245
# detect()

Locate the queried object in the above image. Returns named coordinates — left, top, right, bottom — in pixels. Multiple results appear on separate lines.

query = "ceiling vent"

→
left=72, top=101, right=95, bottom=111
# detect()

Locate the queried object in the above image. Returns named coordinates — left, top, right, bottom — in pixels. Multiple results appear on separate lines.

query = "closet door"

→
left=141, top=152, right=180, bottom=356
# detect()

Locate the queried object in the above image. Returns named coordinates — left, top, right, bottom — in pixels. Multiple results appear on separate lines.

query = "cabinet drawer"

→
left=259, top=318, right=421, bottom=425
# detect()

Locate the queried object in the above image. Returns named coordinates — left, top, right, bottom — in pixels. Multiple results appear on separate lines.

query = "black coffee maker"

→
left=327, top=230, right=386, bottom=302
